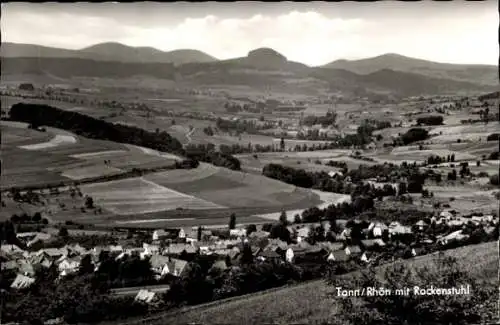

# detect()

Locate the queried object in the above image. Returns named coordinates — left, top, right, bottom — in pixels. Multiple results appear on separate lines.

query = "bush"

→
left=400, top=128, right=429, bottom=145
left=486, top=133, right=499, bottom=141
left=489, top=174, right=499, bottom=186
left=416, top=115, right=444, bottom=126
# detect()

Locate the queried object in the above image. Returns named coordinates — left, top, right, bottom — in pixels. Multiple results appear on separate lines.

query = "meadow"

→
left=79, top=177, right=226, bottom=215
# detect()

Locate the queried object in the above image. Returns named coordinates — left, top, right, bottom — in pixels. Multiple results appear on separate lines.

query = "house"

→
left=2, top=260, right=20, bottom=272
left=143, top=243, right=160, bottom=256
left=229, top=228, right=246, bottom=238
left=58, top=256, right=82, bottom=276
left=361, top=239, right=386, bottom=250
left=1, top=244, right=24, bottom=257
left=326, top=250, right=349, bottom=262
left=152, top=229, right=167, bottom=241
left=388, top=222, right=412, bottom=235
left=296, top=227, right=311, bottom=242
left=318, top=241, right=344, bottom=252
left=17, top=232, right=52, bottom=247
left=328, top=170, right=343, bottom=178
left=162, top=258, right=189, bottom=277
left=437, top=230, right=469, bottom=245
left=439, top=210, right=454, bottom=220
left=178, top=228, right=186, bottom=239
left=149, top=254, right=170, bottom=274
left=249, top=230, right=270, bottom=239
left=360, top=252, right=373, bottom=263
left=135, top=289, right=157, bottom=304
left=18, top=260, right=36, bottom=277
left=108, top=245, right=123, bottom=253
left=266, top=239, right=289, bottom=253
left=415, top=220, right=428, bottom=231
left=345, top=245, right=362, bottom=256
left=285, top=247, right=295, bottom=263
left=257, top=249, right=282, bottom=262
left=165, top=243, right=196, bottom=255
left=338, top=228, right=352, bottom=241
left=10, top=273, right=35, bottom=289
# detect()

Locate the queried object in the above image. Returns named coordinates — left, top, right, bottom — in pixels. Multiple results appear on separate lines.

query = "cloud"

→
left=1, top=7, right=497, bottom=65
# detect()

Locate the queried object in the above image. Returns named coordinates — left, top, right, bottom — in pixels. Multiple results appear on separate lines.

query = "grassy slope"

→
left=132, top=242, right=497, bottom=325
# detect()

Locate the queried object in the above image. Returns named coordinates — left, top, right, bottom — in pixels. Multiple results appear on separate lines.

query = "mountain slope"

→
left=322, top=53, right=498, bottom=86
left=2, top=50, right=495, bottom=97
left=1, top=42, right=218, bottom=65
left=80, top=42, right=217, bottom=64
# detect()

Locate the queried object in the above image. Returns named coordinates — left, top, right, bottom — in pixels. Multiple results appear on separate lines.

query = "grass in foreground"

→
left=144, top=242, right=497, bottom=325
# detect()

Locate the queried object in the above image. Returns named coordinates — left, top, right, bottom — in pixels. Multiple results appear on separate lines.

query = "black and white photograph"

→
left=0, top=1, right=499, bottom=324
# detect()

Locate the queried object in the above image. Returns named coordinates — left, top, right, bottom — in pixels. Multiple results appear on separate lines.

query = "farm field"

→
left=79, top=177, right=226, bottom=215
left=0, top=122, right=180, bottom=189
left=145, top=164, right=322, bottom=210
left=235, top=150, right=355, bottom=174
left=148, top=242, right=497, bottom=325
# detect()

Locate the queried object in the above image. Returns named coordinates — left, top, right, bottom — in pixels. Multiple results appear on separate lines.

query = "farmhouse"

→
left=345, top=245, right=362, bottom=256
left=368, top=222, right=389, bottom=237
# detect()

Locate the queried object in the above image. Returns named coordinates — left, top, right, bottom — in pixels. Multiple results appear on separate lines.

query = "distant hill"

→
left=2, top=49, right=495, bottom=97
left=322, top=53, right=498, bottom=86
left=1, top=42, right=218, bottom=65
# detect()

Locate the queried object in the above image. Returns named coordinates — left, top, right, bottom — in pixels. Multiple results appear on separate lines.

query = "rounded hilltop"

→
left=247, top=47, right=288, bottom=64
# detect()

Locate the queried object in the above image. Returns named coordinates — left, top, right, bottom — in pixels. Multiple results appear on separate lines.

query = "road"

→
left=110, top=284, right=171, bottom=296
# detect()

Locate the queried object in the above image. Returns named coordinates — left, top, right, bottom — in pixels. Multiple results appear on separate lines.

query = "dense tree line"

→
left=301, top=111, right=337, bottom=127
left=10, top=103, right=184, bottom=155
left=215, top=117, right=272, bottom=134
left=185, top=144, right=241, bottom=170
left=10, top=103, right=242, bottom=171
left=416, top=115, right=444, bottom=126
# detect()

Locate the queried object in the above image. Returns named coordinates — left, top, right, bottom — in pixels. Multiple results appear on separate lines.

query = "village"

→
left=2, top=207, right=497, bottom=305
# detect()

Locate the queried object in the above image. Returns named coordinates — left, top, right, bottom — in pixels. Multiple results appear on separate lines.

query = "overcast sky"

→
left=2, top=2, right=497, bottom=66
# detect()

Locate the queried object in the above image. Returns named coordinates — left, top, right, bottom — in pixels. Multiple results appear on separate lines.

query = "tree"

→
left=280, top=137, right=285, bottom=151
left=398, top=182, right=408, bottom=195
left=228, top=213, right=236, bottom=230
left=245, top=224, right=257, bottom=236
left=197, top=226, right=203, bottom=241
left=328, top=254, right=493, bottom=325
left=58, top=227, right=69, bottom=238
left=293, top=214, right=302, bottom=224
left=32, top=212, right=42, bottom=223
left=240, top=243, right=254, bottom=265
left=84, top=196, right=94, bottom=209
left=79, top=255, right=94, bottom=275
left=279, top=210, right=288, bottom=225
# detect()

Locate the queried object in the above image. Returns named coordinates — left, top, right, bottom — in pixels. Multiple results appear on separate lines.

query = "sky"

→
left=2, top=1, right=498, bottom=66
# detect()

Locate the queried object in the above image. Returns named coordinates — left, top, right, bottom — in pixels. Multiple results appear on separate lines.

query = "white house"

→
left=368, top=222, right=388, bottom=237
left=360, top=252, right=371, bottom=263
left=58, top=257, right=82, bottom=276
left=161, top=258, right=188, bottom=277
left=285, top=248, right=294, bottom=263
